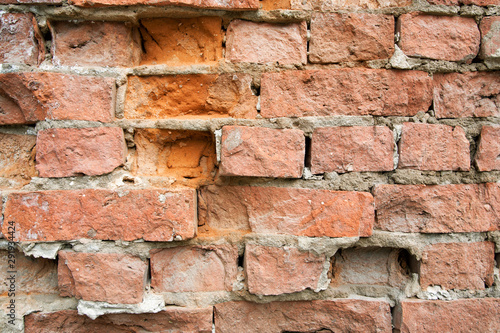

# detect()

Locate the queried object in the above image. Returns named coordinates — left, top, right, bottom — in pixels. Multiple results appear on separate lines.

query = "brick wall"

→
left=0, top=0, right=499, bottom=331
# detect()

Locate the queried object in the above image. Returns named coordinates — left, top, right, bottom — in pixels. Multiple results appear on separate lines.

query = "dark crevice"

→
left=304, top=136, right=312, bottom=169
left=238, top=253, right=244, bottom=267
left=397, top=249, right=418, bottom=275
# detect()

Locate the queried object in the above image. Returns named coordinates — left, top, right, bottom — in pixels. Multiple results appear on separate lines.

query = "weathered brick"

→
left=311, top=126, right=394, bottom=174
left=309, top=13, right=394, bottom=63
left=3, top=188, right=197, bottom=242
left=50, top=21, right=140, bottom=67
left=475, top=126, right=500, bottom=171
left=150, top=245, right=238, bottom=292
left=398, top=123, right=470, bottom=171
left=226, top=20, right=307, bottom=65
left=0, top=0, right=61, bottom=3
left=0, top=13, right=43, bottom=65
left=260, top=69, right=432, bottom=117
left=220, top=126, right=305, bottom=178
left=124, top=74, right=257, bottom=119
left=331, top=248, right=411, bottom=288
left=374, top=183, right=500, bottom=233
left=24, top=308, right=213, bottom=333
left=395, top=299, right=500, bottom=333
left=0, top=133, right=36, bottom=188
left=132, top=129, right=216, bottom=185
left=215, top=300, right=392, bottom=332
left=480, top=16, right=500, bottom=63
left=58, top=251, right=147, bottom=304
left=427, top=0, right=499, bottom=5
left=261, top=0, right=291, bottom=9
left=0, top=251, right=58, bottom=295
left=69, top=0, right=258, bottom=9
left=245, top=245, right=327, bottom=295
left=0, top=72, right=115, bottom=124
left=290, top=0, right=411, bottom=10
left=419, top=242, right=495, bottom=290
left=139, top=17, right=222, bottom=65
left=199, top=185, right=374, bottom=237
left=433, top=72, right=500, bottom=118
left=398, top=14, right=480, bottom=63
left=36, top=127, right=126, bottom=178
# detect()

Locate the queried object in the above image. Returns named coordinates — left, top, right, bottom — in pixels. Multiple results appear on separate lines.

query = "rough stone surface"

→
left=0, top=133, right=36, bottom=188
left=311, top=126, right=394, bottom=174
left=260, top=69, right=432, bottom=117
left=199, top=185, right=374, bottom=237
left=58, top=251, right=147, bottom=304
left=226, top=20, right=307, bottom=65
left=36, top=127, right=126, bottom=178
left=0, top=251, right=58, bottom=295
left=245, top=245, right=327, bottom=295
left=475, top=126, right=500, bottom=171
left=0, top=72, right=115, bottom=125
left=125, top=74, right=257, bottom=119
left=69, top=0, right=258, bottom=9
left=398, top=13, right=480, bottom=63
left=215, top=300, right=392, bottom=332
left=427, top=0, right=499, bottom=5
left=0, top=13, right=43, bottom=65
left=220, top=126, right=305, bottom=178
left=374, top=183, right=500, bottom=233
left=309, top=13, right=394, bottom=63
left=433, top=72, right=500, bottom=118
left=480, top=16, right=500, bottom=62
left=140, top=17, right=222, bottom=65
left=419, top=242, right=495, bottom=290
left=3, top=188, right=197, bottom=242
left=50, top=21, right=141, bottom=67
left=398, top=123, right=470, bottom=171
left=150, top=245, right=238, bottom=292
left=133, top=129, right=216, bottom=185
left=395, top=299, right=500, bottom=333
left=24, top=308, right=213, bottom=333
left=331, top=248, right=411, bottom=288
left=291, top=0, right=411, bottom=9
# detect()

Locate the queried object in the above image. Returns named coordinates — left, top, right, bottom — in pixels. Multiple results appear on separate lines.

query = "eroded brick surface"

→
left=290, top=0, right=411, bottom=9
left=475, top=126, right=500, bottom=171
left=0, top=133, right=36, bottom=188
left=0, top=13, right=43, bottom=65
left=480, top=16, right=500, bottom=62
left=69, top=0, right=259, bottom=9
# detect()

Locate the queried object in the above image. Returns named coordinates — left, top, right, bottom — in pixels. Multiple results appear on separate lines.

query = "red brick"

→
left=25, top=308, right=213, bottom=333
left=260, top=69, right=432, bottom=117
left=0, top=13, right=43, bottom=65
left=309, top=13, right=394, bottom=63
left=374, top=183, right=500, bottom=233
left=261, top=0, right=290, bottom=9
left=398, top=123, right=470, bottom=171
left=331, top=248, right=411, bottom=288
left=0, top=72, right=115, bottom=125
left=124, top=74, right=257, bottom=119
left=199, top=185, right=374, bottom=237
left=68, top=0, right=258, bottom=9
left=398, top=14, right=480, bottom=63
left=226, top=20, right=307, bottom=65
left=36, top=127, right=126, bottom=178
left=215, top=300, right=392, bottom=332
left=50, top=21, right=140, bottom=67
left=395, top=299, right=500, bottom=333
left=150, top=245, right=238, bottom=292
left=480, top=16, right=500, bottom=62
left=427, top=0, right=499, bottom=5
left=433, top=72, right=500, bottom=118
left=291, top=0, right=411, bottom=9
left=475, top=126, right=500, bottom=171
left=0, top=133, right=36, bottom=188
left=3, top=188, right=197, bottom=242
left=220, top=126, right=305, bottom=178
left=245, top=244, right=327, bottom=295
left=0, top=0, right=61, bottom=3
left=140, top=17, right=222, bottom=65
left=311, top=126, right=394, bottom=174
left=0, top=250, right=58, bottom=295
left=419, top=242, right=495, bottom=290
left=58, top=251, right=147, bottom=304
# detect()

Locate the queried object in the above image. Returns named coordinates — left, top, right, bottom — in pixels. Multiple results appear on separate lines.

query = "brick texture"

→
left=220, top=126, right=305, bottom=178
left=68, top=0, right=259, bottom=9
left=260, top=69, right=433, bottom=117
left=309, top=13, right=394, bottom=63
left=398, top=123, right=470, bottom=171
left=427, top=0, right=500, bottom=5
left=0, top=13, right=43, bottom=65
left=475, top=126, right=500, bottom=171
left=291, top=0, right=411, bottom=9
left=58, top=251, right=147, bottom=304
left=480, top=16, right=500, bottom=62
left=36, top=127, right=126, bottom=177
left=0, top=133, right=36, bottom=188
left=3, top=188, right=197, bottom=242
